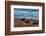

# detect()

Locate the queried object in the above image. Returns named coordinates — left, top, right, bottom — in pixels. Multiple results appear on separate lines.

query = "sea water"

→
left=14, top=8, right=39, bottom=20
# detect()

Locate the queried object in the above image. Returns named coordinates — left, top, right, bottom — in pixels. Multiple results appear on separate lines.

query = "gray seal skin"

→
left=21, top=18, right=33, bottom=26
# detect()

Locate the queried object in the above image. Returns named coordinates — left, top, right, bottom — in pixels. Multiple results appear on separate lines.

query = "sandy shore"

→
left=14, top=18, right=39, bottom=27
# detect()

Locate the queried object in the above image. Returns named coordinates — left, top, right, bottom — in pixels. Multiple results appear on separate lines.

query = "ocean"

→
left=14, top=8, right=39, bottom=20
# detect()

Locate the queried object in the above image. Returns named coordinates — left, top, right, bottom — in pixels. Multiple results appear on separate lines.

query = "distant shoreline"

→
left=14, top=16, right=39, bottom=20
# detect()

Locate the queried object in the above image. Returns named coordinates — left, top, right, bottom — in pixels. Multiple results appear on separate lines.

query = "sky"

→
left=14, top=8, right=39, bottom=19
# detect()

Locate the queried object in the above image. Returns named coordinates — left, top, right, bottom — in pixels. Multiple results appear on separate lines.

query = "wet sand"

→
left=14, top=18, right=39, bottom=27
